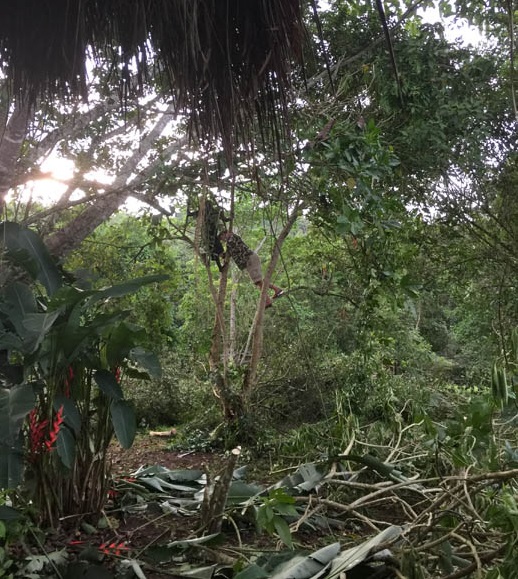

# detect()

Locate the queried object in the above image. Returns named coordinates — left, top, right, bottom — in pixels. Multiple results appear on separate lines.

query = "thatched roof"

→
left=0, top=0, right=304, bottom=151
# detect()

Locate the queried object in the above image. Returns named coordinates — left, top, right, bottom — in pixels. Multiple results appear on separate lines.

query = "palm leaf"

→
left=0, top=1, right=304, bottom=153
left=0, top=222, right=63, bottom=296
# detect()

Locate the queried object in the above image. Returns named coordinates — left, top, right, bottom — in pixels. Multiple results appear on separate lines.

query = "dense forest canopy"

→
left=0, top=0, right=517, bottom=577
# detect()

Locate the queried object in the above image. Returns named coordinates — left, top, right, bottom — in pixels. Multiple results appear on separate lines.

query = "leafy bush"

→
left=127, top=355, right=217, bottom=427
left=0, top=222, right=164, bottom=524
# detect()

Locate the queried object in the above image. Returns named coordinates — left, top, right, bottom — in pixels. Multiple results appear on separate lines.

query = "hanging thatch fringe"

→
left=0, top=0, right=304, bottom=152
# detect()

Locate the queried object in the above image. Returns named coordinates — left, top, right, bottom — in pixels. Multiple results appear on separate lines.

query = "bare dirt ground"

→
left=108, top=432, right=223, bottom=476
left=57, top=434, right=231, bottom=578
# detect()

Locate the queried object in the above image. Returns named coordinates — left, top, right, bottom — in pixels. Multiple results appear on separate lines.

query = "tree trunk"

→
left=242, top=201, right=304, bottom=403
left=207, top=200, right=303, bottom=432
left=208, top=262, right=241, bottom=421
left=0, top=98, right=31, bottom=209
left=229, top=268, right=239, bottom=363
left=44, top=107, right=182, bottom=258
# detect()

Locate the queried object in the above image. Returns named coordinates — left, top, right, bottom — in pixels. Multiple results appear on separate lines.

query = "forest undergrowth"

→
left=2, top=382, right=516, bottom=579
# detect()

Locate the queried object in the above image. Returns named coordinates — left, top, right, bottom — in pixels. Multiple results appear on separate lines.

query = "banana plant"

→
left=0, top=221, right=167, bottom=524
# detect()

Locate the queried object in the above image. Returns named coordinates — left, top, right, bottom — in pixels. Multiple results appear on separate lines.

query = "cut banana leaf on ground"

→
left=326, top=525, right=403, bottom=578
left=271, top=463, right=326, bottom=493
left=236, top=542, right=341, bottom=579
left=170, top=563, right=233, bottom=579
left=235, top=527, right=402, bottom=579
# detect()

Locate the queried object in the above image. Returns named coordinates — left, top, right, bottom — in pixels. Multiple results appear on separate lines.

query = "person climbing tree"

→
left=188, top=199, right=228, bottom=271
left=219, top=231, right=284, bottom=308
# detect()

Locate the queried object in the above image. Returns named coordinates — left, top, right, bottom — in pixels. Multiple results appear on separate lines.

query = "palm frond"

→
left=0, top=0, right=304, bottom=152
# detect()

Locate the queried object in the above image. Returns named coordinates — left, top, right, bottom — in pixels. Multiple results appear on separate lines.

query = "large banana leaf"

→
left=0, top=282, right=60, bottom=355
left=0, top=383, right=35, bottom=488
left=234, top=528, right=402, bottom=579
left=272, top=463, right=325, bottom=493
left=132, top=465, right=205, bottom=481
left=110, top=399, right=136, bottom=449
left=94, top=370, right=124, bottom=401
left=0, top=221, right=63, bottom=296
left=260, top=543, right=341, bottom=579
left=0, top=383, right=35, bottom=442
left=56, top=426, right=76, bottom=469
left=0, top=282, right=37, bottom=337
left=86, top=275, right=169, bottom=304
left=128, top=347, right=162, bottom=379
left=326, top=526, right=403, bottom=578
left=0, top=438, right=25, bottom=490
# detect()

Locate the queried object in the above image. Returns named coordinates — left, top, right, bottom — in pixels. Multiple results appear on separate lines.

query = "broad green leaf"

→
left=0, top=222, right=63, bottom=295
left=23, top=311, right=61, bottom=334
left=274, top=463, right=324, bottom=493
left=0, top=438, right=25, bottom=489
left=0, top=505, right=21, bottom=520
left=54, top=396, right=81, bottom=435
left=273, top=516, right=293, bottom=548
left=274, top=502, right=298, bottom=517
left=22, top=311, right=62, bottom=352
left=0, top=384, right=36, bottom=441
left=1, top=282, right=37, bottom=317
left=56, top=426, right=76, bottom=469
left=87, top=275, right=169, bottom=304
left=110, top=399, right=136, bottom=449
left=256, top=507, right=269, bottom=530
left=104, top=321, right=145, bottom=367
left=62, top=311, right=128, bottom=360
left=94, top=369, right=123, bottom=400
left=0, top=331, right=24, bottom=359
left=0, top=282, right=38, bottom=341
left=129, top=347, right=162, bottom=379
left=228, top=480, right=264, bottom=502
left=134, top=476, right=198, bottom=493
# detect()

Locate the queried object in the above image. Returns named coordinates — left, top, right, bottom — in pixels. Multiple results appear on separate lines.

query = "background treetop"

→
left=0, top=0, right=304, bottom=154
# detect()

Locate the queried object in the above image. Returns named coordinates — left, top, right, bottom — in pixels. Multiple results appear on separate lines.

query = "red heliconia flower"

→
left=114, top=366, right=122, bottom=384
left=45, top=404, right=65, bottom=451
left=27, top=408, right=49, bottom=460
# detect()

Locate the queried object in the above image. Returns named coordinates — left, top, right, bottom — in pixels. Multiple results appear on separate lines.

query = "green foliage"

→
left=66, top=214, right=180, bottom=354
left=256, top=488, right=298, bottom=548
left=0, top=222, right=165, bottom=523
left=0, top=499, right=40, bottom=578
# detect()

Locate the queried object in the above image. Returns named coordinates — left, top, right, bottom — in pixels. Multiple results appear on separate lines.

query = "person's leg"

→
left=254, top=280, right=273, bottom=307
left=247, top=254, right=273, bottom=307
left=270, top=284, right=284, bottom=298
